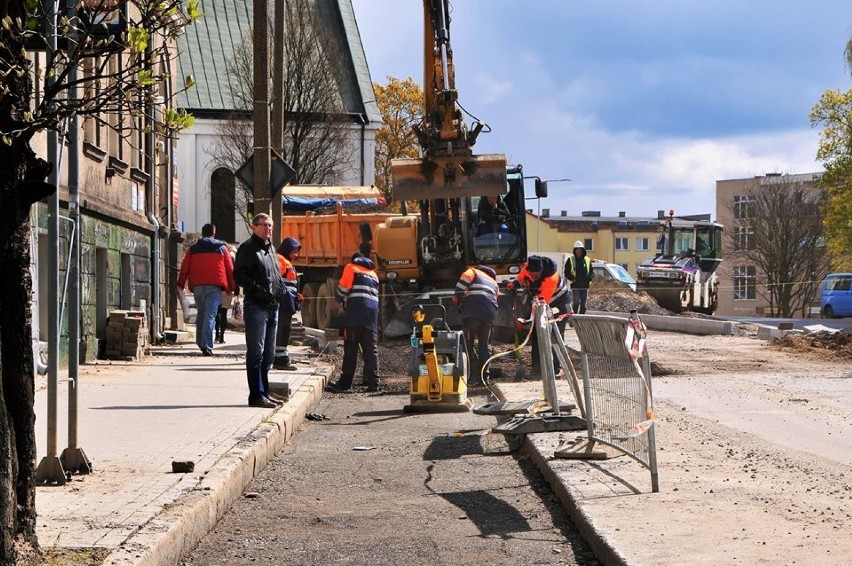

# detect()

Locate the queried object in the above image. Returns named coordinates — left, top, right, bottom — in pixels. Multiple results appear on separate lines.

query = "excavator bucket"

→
left=391, top=153, right=508, bottom=201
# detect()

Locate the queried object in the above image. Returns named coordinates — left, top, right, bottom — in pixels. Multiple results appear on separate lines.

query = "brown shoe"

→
left=249, top=397, right=277, bottom=409
left=267, top=393, right=288, bottom=404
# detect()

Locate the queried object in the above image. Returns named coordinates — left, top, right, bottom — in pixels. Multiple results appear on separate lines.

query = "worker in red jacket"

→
left=176, top=223, right=235, bottom=356
left=509, top=255, right=571, bottom=378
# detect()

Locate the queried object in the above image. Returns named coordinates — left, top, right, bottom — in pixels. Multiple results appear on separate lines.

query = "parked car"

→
left=591, top=261, right=637, bottom=292
left=820, top=273, right=852, bottom=318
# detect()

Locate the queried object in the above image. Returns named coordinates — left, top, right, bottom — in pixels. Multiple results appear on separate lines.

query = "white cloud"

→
left=352, top=0, right=838, bottom=220
left=471, top=72, right=513, bottom=105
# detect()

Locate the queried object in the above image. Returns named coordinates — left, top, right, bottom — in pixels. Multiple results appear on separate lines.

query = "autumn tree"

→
left=0, top=1, right=198, bottom=562
left=725, top=175, right=829, bottom=318
left=211, top=0, right=353, bottom=228
left=810, top=89, right=852, bottom=271
left=373, top=75, right=423, bottom=205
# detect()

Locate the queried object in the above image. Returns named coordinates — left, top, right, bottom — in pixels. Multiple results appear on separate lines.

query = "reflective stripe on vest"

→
left=551, top=275, right=570, bottom=304
left=459, top=268, right=498, bottom=320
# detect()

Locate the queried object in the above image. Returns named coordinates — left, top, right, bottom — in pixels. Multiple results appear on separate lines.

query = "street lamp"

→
left=524, top=176, right=572, bottom=251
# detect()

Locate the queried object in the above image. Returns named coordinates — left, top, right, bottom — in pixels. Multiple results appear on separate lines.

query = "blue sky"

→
left=351, top=0, right=852, bottom=219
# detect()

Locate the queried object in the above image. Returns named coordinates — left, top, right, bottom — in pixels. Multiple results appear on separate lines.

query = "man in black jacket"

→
left=233, top=213, right=287, bottom=408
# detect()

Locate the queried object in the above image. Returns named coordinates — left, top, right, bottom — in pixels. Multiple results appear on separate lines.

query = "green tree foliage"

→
left=373, top=76, right=423, bottom=206
left=810, top=89, right=852, bottom=271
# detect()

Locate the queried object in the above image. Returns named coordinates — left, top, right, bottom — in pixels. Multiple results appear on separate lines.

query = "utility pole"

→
left=271, top=0, right=285, bottom=245
left=36, top=0, right=66, bottom=485
left=253, top=0, right=271, bottom=218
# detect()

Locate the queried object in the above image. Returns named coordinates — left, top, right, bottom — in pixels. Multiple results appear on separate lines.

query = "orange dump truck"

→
left=279, top=186, right=396, bottom=329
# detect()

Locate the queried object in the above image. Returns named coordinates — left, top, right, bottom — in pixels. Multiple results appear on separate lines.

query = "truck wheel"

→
left=301, top=283, right=320, bottom=328
left=317, top=282, right=335, bottom=329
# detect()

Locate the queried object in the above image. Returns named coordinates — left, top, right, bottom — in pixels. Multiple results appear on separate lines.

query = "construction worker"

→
left=476, top=195, right=511, bottom=236
left=565, top=240, right=593, bottom=314
left=274, top=237, right=302, bottom=371
left=509, top=255, right=571, bottom=378
left=326, top=254, right=380, bottom=393
left=453, top=264, right=499, bottom=381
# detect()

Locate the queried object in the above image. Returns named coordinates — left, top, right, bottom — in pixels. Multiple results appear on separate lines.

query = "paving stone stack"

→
left=105, top=310, right=148, bottom=360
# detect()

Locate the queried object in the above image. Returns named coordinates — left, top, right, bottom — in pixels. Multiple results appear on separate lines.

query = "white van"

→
left=591, top=261, right=637, bottom=292
left=820, top=273, right=852, bottom=318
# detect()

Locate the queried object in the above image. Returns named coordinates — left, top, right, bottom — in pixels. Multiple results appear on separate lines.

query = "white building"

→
left=175, top=0, right=381, bottom=242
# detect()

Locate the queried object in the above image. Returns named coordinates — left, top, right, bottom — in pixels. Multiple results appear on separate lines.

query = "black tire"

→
left=316, top=282, right=335, bottom=329
left=824, top=305, right=834, bottom=319
left=301, top=283, right=320, bottom=328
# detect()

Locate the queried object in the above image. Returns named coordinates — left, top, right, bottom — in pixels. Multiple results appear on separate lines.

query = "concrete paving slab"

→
left=34, top=329, right=331, bottom=565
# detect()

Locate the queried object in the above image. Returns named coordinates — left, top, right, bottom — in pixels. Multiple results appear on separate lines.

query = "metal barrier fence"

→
left=570, top=313, right=659, bottom=492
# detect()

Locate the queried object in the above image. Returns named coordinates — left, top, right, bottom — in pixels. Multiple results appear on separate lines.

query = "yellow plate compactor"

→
left=403, top=304, right=473, bottom=413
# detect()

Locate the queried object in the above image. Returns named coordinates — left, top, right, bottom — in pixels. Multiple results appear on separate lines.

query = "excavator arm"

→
left=392, top=0, right=507, bottom=201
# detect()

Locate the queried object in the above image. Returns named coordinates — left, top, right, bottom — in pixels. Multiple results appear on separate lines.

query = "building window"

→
left=733, top=265, right=756, bottom=300
left=82, top=57, right=103, bottom=149
left=734, top=226, right=753, bottom=251
left=583, top=238, right=594, bottom=252
left=615, top=237, right=628, bottom=251
left=635, top=237, right=649, bottom=251
left=733, top=195, right=755, bottom=220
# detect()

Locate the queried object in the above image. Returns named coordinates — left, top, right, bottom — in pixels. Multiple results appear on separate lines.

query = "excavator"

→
left=371, top=0, right=533, bottom=339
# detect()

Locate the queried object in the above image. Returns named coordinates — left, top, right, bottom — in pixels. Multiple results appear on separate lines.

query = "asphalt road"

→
left=180, top=385, right=601, bottom=566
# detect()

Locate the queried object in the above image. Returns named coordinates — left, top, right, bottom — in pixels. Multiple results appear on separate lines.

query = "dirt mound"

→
left=588, top=278, right=672, bottom=316
left=770, top=330, right=852, bottom=359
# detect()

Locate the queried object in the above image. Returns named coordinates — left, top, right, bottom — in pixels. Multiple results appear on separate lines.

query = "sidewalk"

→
left=34, top=330, right=331, bottom=566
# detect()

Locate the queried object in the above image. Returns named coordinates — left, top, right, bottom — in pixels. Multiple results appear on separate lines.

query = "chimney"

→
left=581, top=211, right=601, bottom=217
left=657, top=210, right=665, bottom=219
left=618, top=211, right=626, bottom=218
left=560, top=210, right=567, bottom=217
left=541, top=208, right=550, bottom=218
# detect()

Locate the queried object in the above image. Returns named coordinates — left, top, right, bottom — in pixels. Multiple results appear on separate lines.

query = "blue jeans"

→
left=244, top=301, right=279, bottom=402
left=193, top=285, right=222, bottom=351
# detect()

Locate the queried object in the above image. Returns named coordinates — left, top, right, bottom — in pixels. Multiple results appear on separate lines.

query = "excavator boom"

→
left=391, top=0, right=507, bottom=200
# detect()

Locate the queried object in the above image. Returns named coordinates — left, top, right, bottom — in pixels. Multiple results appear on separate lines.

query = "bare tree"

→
left=725, top=176, right=829, bottom=318
left=211, top=0, right=354, bottom=228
